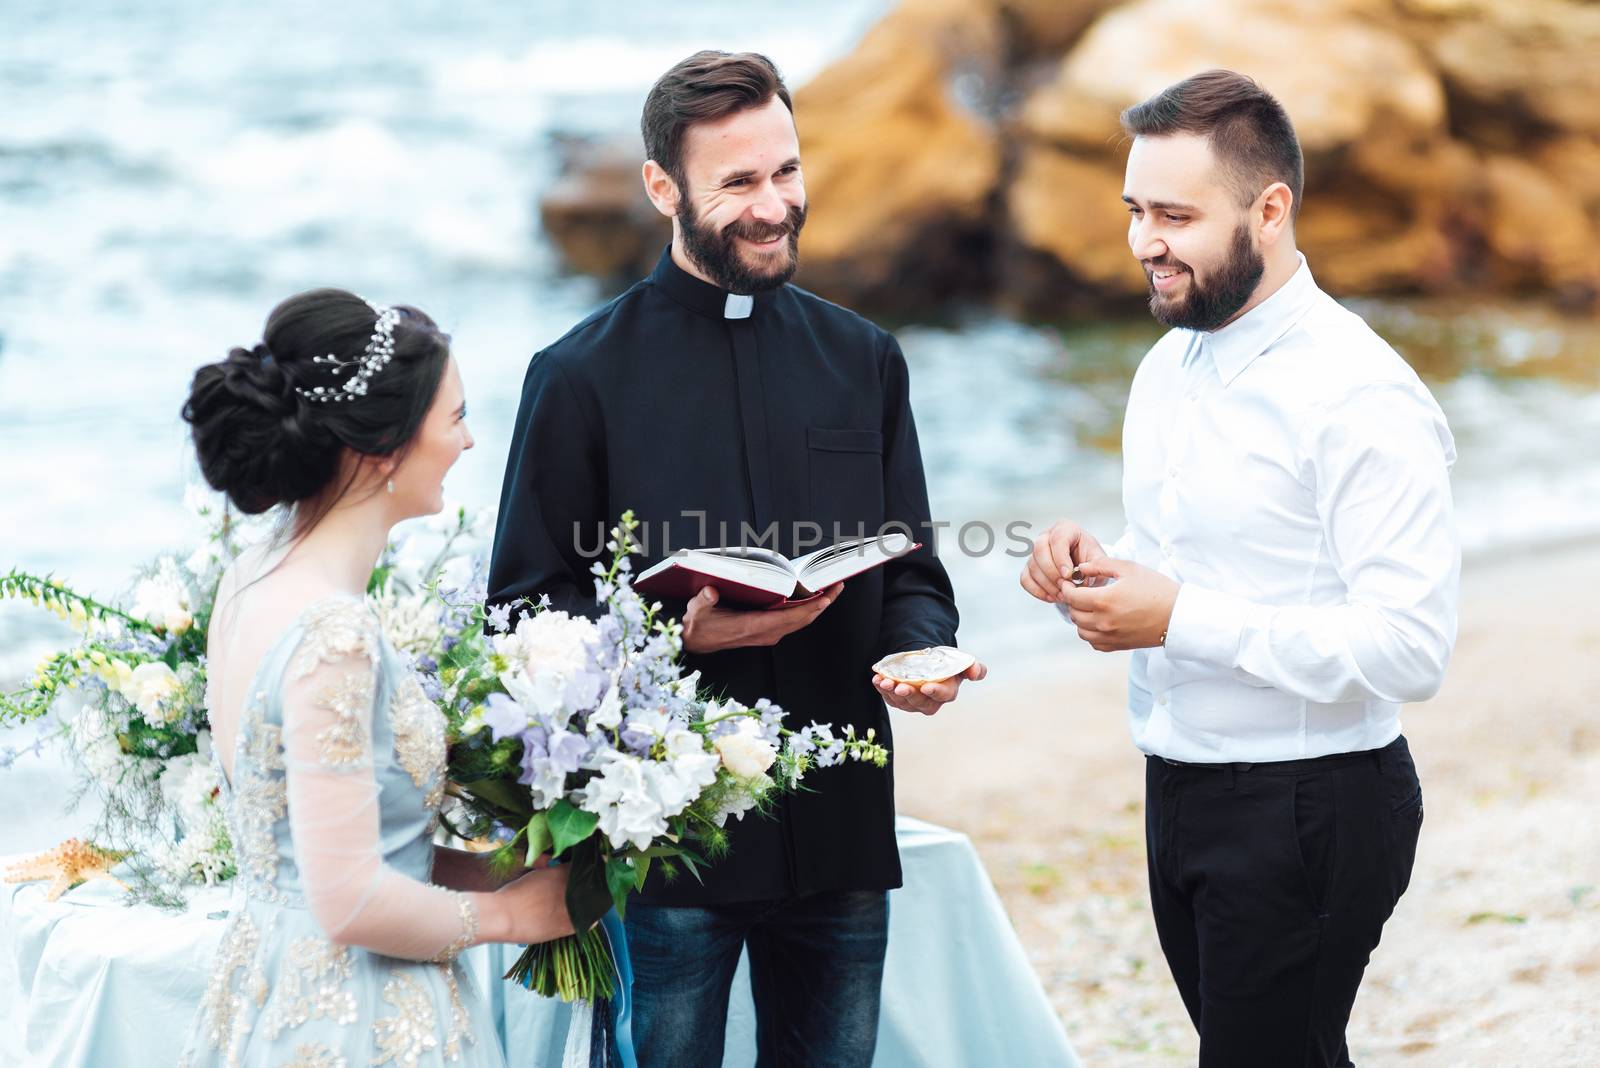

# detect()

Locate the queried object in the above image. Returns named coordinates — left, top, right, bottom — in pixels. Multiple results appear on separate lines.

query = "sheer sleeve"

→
left=280, top=599, right=477, bottom=962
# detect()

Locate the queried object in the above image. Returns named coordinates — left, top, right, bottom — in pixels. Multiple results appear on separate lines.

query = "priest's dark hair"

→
left=641, top=50, right=792, bottom=189
left=1121, top=69, right=1304, bottom=220
left=182, top=287, right=451, bottom=534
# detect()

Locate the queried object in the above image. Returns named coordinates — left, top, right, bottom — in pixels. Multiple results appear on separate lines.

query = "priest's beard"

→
left=1146, top=222, right=1265, bottom=331
left=678, top=196, right=807, bottom=295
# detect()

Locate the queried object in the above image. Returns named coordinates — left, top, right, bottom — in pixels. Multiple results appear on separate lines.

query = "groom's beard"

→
left=1146, top=222, right=1265, bottom=332
left=678, top=195, right=806, bottom=295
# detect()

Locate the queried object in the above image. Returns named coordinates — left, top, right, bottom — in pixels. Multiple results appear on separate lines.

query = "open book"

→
left=634, top=532, right=917, bottom=609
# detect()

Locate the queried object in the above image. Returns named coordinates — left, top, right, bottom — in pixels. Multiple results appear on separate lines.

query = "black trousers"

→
left=1145, top=735, right=1424, bottom=1067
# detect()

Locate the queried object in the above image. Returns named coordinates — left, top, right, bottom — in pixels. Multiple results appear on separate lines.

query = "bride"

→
left=177, top=288, right=572, bottom=1066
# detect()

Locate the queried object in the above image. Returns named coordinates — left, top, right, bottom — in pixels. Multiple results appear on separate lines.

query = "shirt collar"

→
left=1198, top=253, right=1319, bottom=386
left=648, top=244, right=770, bottom=321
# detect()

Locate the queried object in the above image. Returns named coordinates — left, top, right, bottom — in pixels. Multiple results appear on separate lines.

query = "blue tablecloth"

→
left=2, top=818, right=1077, bottom=1067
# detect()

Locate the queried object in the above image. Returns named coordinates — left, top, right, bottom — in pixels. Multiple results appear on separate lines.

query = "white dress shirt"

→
left=1067, top=255, right=1460, bottom=762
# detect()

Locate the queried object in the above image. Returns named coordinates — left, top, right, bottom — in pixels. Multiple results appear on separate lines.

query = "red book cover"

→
left=633, top=566, right=793, bottom=609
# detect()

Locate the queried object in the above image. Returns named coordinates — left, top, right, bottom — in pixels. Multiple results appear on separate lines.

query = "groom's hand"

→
left=681, top=582, right=845, bottom=654
left=1060, top=558, right=1178, bottom=651
left=1021, top=519, right=1108, bottom=604
left=873, top=661, right=988, bottom=716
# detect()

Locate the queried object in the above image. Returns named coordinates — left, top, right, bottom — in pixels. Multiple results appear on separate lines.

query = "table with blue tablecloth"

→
left=2, top=817, right=1078, bottom=1067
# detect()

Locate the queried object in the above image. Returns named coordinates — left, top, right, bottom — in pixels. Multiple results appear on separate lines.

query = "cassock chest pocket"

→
left=807, top=426, right=885, bottom=530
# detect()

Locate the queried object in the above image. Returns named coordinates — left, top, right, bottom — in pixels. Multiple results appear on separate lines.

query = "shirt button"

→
left=1167, top=465, right=1179, bottom=478
left=1157, top=694, right=1169, bottom=707
left=1186, top=390, right=1200, bottom=402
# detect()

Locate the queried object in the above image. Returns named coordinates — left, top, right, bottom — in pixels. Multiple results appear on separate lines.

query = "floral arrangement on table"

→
left=0, top=492, right=484, bottom=907
left=2, top=490, right=243, bottom=906
left=432, top=510, right=888, bottom=1003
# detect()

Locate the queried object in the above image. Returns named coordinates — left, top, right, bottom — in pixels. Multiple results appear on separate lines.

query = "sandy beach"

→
left=894, top=546, right=1600, bottom=1066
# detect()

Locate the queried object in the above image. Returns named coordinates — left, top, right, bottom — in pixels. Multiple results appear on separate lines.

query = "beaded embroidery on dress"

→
left=178, top=596, right=505, bottom=1067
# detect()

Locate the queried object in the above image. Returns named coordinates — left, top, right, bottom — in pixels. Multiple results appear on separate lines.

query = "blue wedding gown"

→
left=178, top=596, right=506, bottom=1067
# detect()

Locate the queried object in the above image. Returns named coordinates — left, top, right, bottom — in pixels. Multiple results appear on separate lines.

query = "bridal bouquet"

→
left=430, top=511, right=888, bottom=1003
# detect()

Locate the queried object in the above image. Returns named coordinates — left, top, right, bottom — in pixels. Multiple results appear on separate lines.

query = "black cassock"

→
left=487, top=248, right=959, bottom=906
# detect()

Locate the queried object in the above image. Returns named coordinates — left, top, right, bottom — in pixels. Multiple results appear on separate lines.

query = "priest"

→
left=487, top=50, right=983, bottom=1068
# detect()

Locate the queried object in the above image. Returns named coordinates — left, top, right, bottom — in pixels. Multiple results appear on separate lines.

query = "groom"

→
left=1022, top=70, right=1459, bottom=1066
left=488, top=51, right=979, bottom=1067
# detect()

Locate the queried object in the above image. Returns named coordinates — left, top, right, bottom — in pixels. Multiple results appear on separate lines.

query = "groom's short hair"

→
left=1122, top=69, right=1305, bottom=219
left=642, top=51, right=793, bottom=189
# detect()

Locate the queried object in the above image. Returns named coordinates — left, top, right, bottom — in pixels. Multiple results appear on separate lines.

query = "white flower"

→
left=163, top=833, right=232, bottom=886
left=662, top=728, right=705, bottom=760
left=645, top=745, right=720, bottom=819
left=672, top=670, right=702, bottom=700
left=523, top=756, right=569, bottom=811
left=502, top=668, right=573, bottom=730
left=589, top=684, right=624, bottom=732
left=714, top=719, right=778, bottom=779
left=625, top=708, right=672, bottom=742
left=710, top=774, right=773, bottom=827
left=371, top=586, right=444, bottom=658
left=132, top=560, right=192, bottom=634
left=184, top=542, right=222, bottom=583
left=579, top=752, right=668, bottom=852
left=495, top=611, right=599, bottom=680
left=158, top=751, right=224, bottom=833
left=124, top=662, right=183, bottom=726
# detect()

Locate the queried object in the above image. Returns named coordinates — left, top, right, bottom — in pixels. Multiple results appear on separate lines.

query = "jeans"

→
left=613, top=890, right=889, bottom=1068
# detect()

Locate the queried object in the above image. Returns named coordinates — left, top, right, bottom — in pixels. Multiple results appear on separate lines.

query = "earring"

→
left=386, top=478, right=395, bottom=495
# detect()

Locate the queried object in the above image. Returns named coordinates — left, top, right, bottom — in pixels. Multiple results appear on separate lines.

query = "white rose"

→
left=714, top=728, right=778, bottom=779
left=132, top=566, right=192, bottom=633
left=126, top=662, right=183, bottom=725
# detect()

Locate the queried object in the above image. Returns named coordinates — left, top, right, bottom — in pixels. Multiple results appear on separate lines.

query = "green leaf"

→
left=633, top=853, right=653, bottom=892
left=605, top=857, right=636, bottom=919
left=548, top=799, right=599, bottom=857
left=563, top=838, right=615, bottom=933
left=676, top=845, right=707, bottom=885
left=524, top=811, right=552, bottom=863
left=457, top=778, right=533, bottom=821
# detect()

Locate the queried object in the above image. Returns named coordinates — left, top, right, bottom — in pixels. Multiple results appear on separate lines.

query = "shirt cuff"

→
left=1164, top=584, right=1250, bottom=668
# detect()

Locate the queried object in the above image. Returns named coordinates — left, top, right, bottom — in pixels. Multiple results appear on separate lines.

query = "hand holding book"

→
left=680, top=581, right=846, bottom=655
left=635, top=532, right=917, bottom=610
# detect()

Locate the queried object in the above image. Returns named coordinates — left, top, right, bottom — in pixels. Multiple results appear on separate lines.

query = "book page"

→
left=795, top=532, right=912, bottom=591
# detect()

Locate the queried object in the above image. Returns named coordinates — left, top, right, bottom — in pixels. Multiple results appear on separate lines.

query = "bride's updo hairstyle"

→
left=182, top=288, right=450, bottom=533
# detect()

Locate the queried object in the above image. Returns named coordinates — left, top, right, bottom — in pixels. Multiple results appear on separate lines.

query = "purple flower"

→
left=546, top=728, right=588, bottom=774
left=482, top=693, right=528, bottom=742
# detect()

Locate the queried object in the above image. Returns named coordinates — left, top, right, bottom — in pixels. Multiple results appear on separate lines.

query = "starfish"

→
left=4, top=838, right=130, bottom=901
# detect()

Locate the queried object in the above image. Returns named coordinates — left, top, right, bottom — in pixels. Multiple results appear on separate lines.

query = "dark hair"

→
left=1121, top=69, right=1304, bottom=219
left=641, top=50, right=793, bottom=188
left=182, top=288, right=450, bottom=531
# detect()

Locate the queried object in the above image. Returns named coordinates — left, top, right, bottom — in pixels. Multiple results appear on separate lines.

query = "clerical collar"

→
left=649, top=245, right=768, bottom=321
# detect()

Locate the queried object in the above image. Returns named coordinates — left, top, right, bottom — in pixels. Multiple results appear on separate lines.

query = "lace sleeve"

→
left=280, top=598, right=477, bottom=961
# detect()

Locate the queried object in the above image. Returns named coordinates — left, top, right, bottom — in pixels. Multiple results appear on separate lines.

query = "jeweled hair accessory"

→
left=295, top=299, right=401, bottom=404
